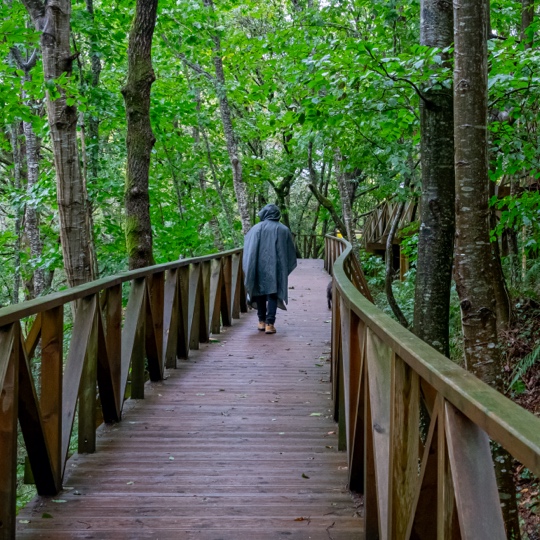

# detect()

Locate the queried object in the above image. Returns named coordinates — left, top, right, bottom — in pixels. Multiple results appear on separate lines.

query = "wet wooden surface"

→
left=17, top=259, right=363, bottom=539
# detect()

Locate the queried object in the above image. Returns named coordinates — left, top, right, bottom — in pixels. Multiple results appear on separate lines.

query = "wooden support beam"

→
left=0, top=323, right=19, bottom=540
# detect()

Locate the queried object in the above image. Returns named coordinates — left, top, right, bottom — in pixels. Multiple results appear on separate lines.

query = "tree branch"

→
left=307, top=183, right=347, bottom=237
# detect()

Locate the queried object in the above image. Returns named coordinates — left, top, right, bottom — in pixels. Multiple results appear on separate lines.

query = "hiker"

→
left=243, top=204, right=297, bottom=334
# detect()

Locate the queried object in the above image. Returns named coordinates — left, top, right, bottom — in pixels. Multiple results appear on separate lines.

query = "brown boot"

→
left=257, top=321, right=266, bottom=331
left=265, top=324, right=276, bottom=334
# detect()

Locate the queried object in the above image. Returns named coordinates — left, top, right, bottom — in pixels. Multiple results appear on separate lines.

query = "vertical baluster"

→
left=0, top=324, right=19, bottom=540
left=41, top=307, right=63, bottom=485
left=221, top=256, right=232, bottom=327
left=188, top=263, right=202, bottom=351
left=163, top=269, right=179, bottom=369
left=388, top=355, right=420, bottom=539
left=177, top=265, right=190, bottom=360
left=78, top=296, right=99, bottom=453
left=209, top=258, right=223, bottom=335
left=104, top=285, right=122, bottom=414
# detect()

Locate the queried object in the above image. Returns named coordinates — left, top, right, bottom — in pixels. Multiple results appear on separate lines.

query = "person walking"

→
left=243, top=204, right=297, bottom=334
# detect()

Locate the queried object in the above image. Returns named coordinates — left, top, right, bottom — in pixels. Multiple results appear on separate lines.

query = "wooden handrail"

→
left=0, top=249, right=246, bottom=539
left=325, top=235, right=540, bottom=539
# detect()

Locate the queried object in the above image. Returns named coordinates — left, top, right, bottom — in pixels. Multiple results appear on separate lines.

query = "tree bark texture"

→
left=414, top=0, right=455, bottom=357
left=10, top=124, right=23, bottom=304
left=23, top=111, right=45, bottom=296
left=204, top=0, right=251, bottom=235
left=521, top=0, right=534, bottom=48
left=386, top=179, right=411, bottom=329
left=454, top=2, right=521, bottom=536
left=121, top=0, right=158, bottom=270
left=22, top=0, right=95, bottom=287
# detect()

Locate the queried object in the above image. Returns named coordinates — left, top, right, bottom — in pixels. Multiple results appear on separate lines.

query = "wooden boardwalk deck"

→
left=17, top=260, right=363, bottom=540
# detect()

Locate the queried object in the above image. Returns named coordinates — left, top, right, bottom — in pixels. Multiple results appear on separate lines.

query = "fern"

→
left=508, top=342, right=540, bottom=392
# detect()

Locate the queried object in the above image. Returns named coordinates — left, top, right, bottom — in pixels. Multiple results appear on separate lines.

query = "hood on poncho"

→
left=243, top=204, right=297, bottom=310
left=258, top=204, right=281, bottom=222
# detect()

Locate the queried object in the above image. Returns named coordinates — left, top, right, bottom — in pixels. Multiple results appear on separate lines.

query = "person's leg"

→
left=266, top=293, right=278, bottom=325
left=253, top=295, right=267, bottom=326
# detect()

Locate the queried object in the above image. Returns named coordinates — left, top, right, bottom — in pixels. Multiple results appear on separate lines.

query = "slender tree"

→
left=21, top=0, right=95, bottom=287
left=454, top=0, right=520, bottom=535
left=122, top=0, right=159, bottom=269
left=413, top=0, right=455, bottom=356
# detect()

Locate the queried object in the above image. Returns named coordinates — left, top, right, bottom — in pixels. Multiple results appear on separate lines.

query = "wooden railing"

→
left=325, top=236, right=540, bottom=539
left=0, top=249, right=246, bottom=539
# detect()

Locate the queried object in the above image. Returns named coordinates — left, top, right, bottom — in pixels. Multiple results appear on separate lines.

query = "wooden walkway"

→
left=17, top=260, right=363, bottom=539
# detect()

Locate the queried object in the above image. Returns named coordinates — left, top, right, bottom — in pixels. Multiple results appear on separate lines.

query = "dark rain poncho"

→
left=243, top=204, right=297, bottom=310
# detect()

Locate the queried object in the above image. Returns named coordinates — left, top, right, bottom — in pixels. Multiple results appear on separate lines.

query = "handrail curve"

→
left=0, top=248, right=246, bottom=539
left=326, top=235, right=540, bottom=539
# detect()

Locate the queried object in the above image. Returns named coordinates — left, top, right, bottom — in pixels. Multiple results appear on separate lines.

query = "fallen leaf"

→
left=310, top=413, right=322, bottom=417
left=326, top=445, right=334, bottom=449
left=302, top=473, right=310, bottom=479
left=42, top=513, right=53, bottom=519
left=126, top=481, right=134, bottom=485
left=52, top=499, right=67, bottom=503
left=196, top=393, right=205, bottom=396
left=169, top=456, right=175, bottom=461
left=279, top=432, right=285, bottom=435
left=327, top=431, right=336, bottom=435
left=19, top=520, right=30, bottom=524
left=294, top=517, right=306, bottom=521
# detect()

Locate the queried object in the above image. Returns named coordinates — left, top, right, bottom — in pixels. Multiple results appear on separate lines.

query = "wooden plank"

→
left=231, top=252, right=241, bottom=319
left=445, top=402, right=505, bottom=539
left=24, top=311, right=42, bottom=360
left=221, top=256, right=232, bottom=327
left=163, top=269, right=178, bottom=369
left=149, top=272, right=164, bottom=366
left=200, top=261, right=211, bottom=338
left=78, top=298, right=99, bottom=454
left=62, top=295, right=97, bottom=466
left=348, top=316, right=365, bottom=492
left=18, top=328, right=59, bottom=494
left=177, top=265, right=190, bottom=359
left=188, top=263, right=202, bottom=351
left=388, top=354, right=419, bottom=540
left=145, top=284, right=162, bottom=382
left=339, top=298, right=352, bottom=455
left=209, top=259, right=222, bottom=334
left=239, top=258, right=247, bottom=314
left=366, top=327, right=393, bottom=540
left=40, top=306, right=63, bottom=484
left=120, top=279, right=146, bottom=400
left=437, top=400, right=460, bottom=539
left=0, top=323, right=18, bottom=540
left=96, top=307, right=121, bottom=423
left=331, top=283, right=341, bottom=408
left=364, top=359, right=380, bottom=539
left=405, top=399, right=440, bottom=540
left=104, top=285, right=122, bottom=414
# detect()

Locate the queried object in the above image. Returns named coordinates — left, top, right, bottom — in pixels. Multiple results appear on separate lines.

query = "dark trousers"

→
left=253, top=294, right=278, bottom=325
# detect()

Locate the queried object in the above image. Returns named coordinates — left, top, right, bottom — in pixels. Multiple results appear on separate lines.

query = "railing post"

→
left=41, top=307, right=63, bottom=487
left=0, top=324, right=18, bottom=540
left=78, top=296, right=99, bottom=453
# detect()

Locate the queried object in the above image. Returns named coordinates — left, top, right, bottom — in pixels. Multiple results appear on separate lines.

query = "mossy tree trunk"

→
left=121, top=0, right=158, bottom=270
left=454, top=1, right=520, bottom=536
left=22, top=0, right=95, bottom=287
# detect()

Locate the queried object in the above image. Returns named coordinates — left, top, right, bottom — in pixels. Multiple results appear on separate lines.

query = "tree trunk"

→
left=521, top=0, right=534, bottom=48
left=489, top=175, right=512, bottom=330
left=413, top=0, right=455, bottom=356
left=121, top=0, right=158, bottom=270
left=23, top=111, right=45, bottom=296
left=10, top=124, right=23, bottom=304
left=22, top=0, right=95, bottom=287
left=454, top=1, right=520, bottom=536
left=385, top=178, right=411, bottom=328
left=203, top=0, right=251, bottom=235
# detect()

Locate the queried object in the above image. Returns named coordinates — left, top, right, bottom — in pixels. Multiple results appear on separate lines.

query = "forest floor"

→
left=503, top=299, right=540, bottom=538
